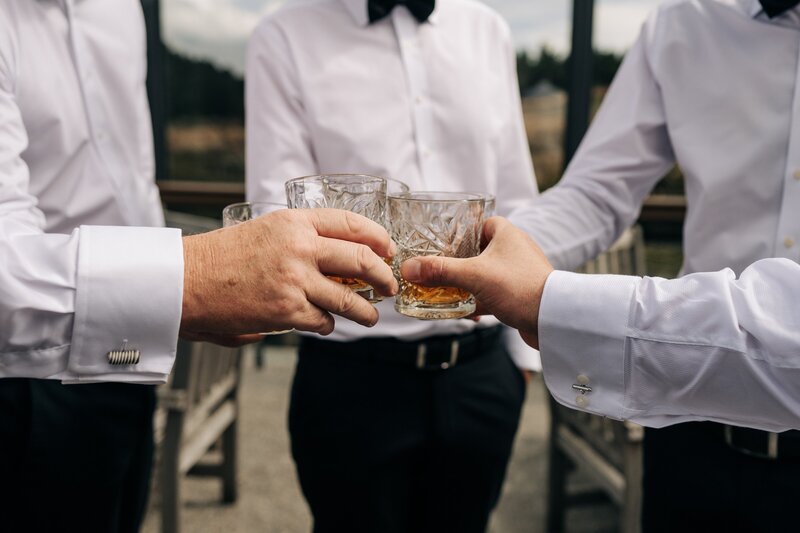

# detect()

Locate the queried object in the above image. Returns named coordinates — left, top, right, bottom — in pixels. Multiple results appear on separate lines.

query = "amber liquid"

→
left=401, top=282, right=471, bottom=306
left=328, top=276, right=370, bottom=290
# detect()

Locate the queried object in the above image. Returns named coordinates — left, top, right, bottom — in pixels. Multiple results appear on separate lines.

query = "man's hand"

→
left=400, top=217, right=553, bottom=349
left=180, top=208, right=399, bottom=343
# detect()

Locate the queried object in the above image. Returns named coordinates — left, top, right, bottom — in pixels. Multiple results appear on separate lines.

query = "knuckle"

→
left=273, top=294, right=304, bottom=318
left=315, top=314, right=335, bottom=335
left=278, top=266, right=305, bottom=292
left=335, top=288, right=359, bottom=316
left=354, top=244, right=373, bottom=273
left=271, top=296, right=294, bottom=317
left=344, top=211, right=366, bottom=237
left=292, top=239, right=316, bottom=260
left=425, top=257, right=447, bottom=284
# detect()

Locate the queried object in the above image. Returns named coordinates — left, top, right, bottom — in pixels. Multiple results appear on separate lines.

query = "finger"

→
left=472, top=300, right=491, bottom=317
left=480, top=216, right=503, bottom=248
left=400, top=255, right=479, bottom=293
left=307, top=209, right=396, bottom=258
left=290, top=301, right=337, bottom=336
left=305, top=275, right=380, bottom=328
left=481, top=215, right=515, bottom=250
left=316, top=237, right=398, bottom=296
left=461, top=302, right=490, bottom=322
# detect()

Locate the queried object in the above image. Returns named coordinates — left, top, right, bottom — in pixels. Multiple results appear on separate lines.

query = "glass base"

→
left=394, top=300, right=475, bottom=320
left=260, top=329, right=294, bottom=336
left=355, top=286, right=383, bottom=304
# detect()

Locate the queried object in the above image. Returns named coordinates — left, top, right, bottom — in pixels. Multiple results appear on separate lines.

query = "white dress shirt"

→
left=0, top=0, right=183, bottom=383
left=510, top=0, right=800, bottom=430
left=246, top=0, right=541, bottom=367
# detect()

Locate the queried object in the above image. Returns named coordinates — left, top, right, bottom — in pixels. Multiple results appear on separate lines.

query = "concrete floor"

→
left=142, top=346, right=617, bottom=533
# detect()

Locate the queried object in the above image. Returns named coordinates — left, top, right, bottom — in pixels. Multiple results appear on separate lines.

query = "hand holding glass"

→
left=388, top=192, right=484, bottom=319
left=285, top=174, right=388, bottom=302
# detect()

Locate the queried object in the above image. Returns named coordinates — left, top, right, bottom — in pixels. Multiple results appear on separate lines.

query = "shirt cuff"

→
left=538, top=270, right=638, bottom=419
left=66, top=225, right=183, bottom=384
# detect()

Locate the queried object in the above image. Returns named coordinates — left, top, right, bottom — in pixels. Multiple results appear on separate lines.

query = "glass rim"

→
left=285, top=173, right=387, bottom=186
left=387, top=191, right=485, bottom=203
left=460, top=191, right=495, bottom=201
left=223, top=201, right=287, bottom=209
left=222, top=201, right=287, bottom=216
left=385, top=177, right=411, bottom=191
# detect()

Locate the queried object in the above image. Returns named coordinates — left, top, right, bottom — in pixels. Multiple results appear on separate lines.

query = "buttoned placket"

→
left=392, top=9, right=434, bottom=188
left=61, top=0, right=136, bottom=224
left=773, top=34, right=800, bottom=261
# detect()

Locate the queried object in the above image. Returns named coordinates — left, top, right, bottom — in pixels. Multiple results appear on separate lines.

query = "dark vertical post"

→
left=141, top=0, right=169, bottom=180
left=564, top=0, right=595, bottom=167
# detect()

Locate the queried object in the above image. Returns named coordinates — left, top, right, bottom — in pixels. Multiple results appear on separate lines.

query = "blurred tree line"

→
left=516, top=46, right=623, bottom=94
left=163, top=47, right=624, bottom=120
left=167, top=50, right=244, bottom=120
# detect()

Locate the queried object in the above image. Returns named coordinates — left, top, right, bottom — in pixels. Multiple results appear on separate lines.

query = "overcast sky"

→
left=162, top=0, right=664, bottom=75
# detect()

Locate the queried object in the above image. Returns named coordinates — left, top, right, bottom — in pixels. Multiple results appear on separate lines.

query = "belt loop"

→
left=449, top=340, right=459, bottom=367
left=725, top=425, right=781, bottom=460
left=768, top=432, right=779, bottom=459
left=416, top=344, right=427, bottom=369
left=724, top=425, right=733, bottom=447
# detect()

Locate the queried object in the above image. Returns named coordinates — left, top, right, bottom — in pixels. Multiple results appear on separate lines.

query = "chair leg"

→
left=546, top=425, right=570, bottom=532
left=621, top=442, right=643, bottom=533
left=221, top=417, right=238, bottom=503
left=161, top=412, right=183, bottom=533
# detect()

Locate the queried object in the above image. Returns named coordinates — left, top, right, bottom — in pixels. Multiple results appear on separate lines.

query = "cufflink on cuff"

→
left=572, top=374, right=592, bottom=407
left=107, top=339, right=140, bottom=365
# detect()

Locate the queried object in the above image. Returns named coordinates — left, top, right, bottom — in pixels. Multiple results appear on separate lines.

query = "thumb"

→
left=400, top=255, right=477, bottom=291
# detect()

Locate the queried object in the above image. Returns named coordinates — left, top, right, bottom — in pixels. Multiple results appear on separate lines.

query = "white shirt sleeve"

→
left=538, top=258, right=800, bottom=432
left=508, top=19, right=675, bottom=271
left=245, top=21, right=317, bottom=203
left=0, top=50, right=182, bottom=384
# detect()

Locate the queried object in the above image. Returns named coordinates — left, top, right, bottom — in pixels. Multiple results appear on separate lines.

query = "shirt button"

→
left=576, top=374, right=589, bottom=385
left=575, top=396, right=589, bottom=408
left=415, top=96, right=423, bottom=104
left=422, top=149, right=431, bottom=158
left=793, top=169, right=800, bottom=181
left=784, top=237, right=795, bottom=249
left=96, top=131, right=106, bottom=141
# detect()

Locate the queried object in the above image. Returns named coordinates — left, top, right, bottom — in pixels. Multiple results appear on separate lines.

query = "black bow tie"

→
left=368, top=0, right=435, bottom=24
left=759, top=0, right=800, bottom=18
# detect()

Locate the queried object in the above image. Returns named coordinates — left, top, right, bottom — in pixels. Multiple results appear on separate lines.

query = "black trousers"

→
left=0, top=379, right=156, bottom=533
left=289, top=338, right=526, bottom=533
left=642, top=422, right=800, bottom=532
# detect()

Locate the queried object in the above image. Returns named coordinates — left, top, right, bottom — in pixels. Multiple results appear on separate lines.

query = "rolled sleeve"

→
left=538, top=270, right=638, bottom=419
left=65, top=225, right=184, bottom=383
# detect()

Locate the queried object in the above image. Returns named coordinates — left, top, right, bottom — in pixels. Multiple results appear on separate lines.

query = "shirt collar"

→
left=740, top=0, right=766, bottom=18
left=338, top=0, right=440, bottom=27
left=739, top=0, right=800, bottom=18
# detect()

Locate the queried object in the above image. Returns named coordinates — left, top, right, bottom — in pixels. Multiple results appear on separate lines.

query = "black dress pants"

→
left=0, top=379, right=156, bottom=533
left=642, top=422, right=800, bottom=532
left=289, top=338, right=526, bottom=533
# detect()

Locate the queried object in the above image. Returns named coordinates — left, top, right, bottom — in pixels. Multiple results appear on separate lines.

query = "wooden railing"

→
left=158, top=180, right=245, bottom=207
left=637, top=194, right=686, bottom=224
left=158, top=180, right=687, bottom=226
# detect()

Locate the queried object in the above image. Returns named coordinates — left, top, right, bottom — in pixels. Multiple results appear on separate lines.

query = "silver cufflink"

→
left=107, top=339, right=140, bottom=365
left=572, top=374, right=591, bottom=407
